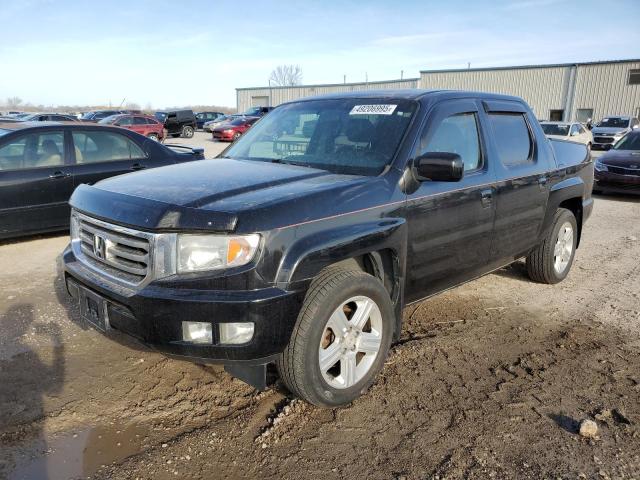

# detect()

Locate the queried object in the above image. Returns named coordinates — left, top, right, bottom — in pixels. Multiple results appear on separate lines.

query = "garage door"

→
left=251, top=96, right=269, bottom=107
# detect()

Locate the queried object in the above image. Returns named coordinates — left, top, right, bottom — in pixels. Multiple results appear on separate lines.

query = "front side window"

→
left=223, top=99, right=417, bottom=176
left=72, top=130, right=145, bottom=164
left=117, top=116, right=134, bottom=126
left=418, top=113, right=481, bottom=172
left=570, top=124, right=581, bottom=136
left=489, top=113, right=533, bottom=166
left=133, top=117, right=147, bottom=125
left=0, top=131, right=65, bottom=170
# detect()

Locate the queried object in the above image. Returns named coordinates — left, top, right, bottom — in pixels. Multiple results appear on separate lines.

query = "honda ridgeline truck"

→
left=62, top=90, right=593, bottom=406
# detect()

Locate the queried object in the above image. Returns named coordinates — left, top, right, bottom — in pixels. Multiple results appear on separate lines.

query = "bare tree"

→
left=125, top=102, right=141, bottom=111
left=269, top=65, right=303, bottom=86
left=6, top=96, right=23, bottom=108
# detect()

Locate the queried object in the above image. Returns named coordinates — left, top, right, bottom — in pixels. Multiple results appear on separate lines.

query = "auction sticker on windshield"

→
left=350, top=104, right=397, bottom=115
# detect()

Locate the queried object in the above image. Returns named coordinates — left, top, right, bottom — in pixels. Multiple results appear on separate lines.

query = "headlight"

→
left=594, top=161, right=608, bottom=172
left=177, top=234, right=260, bottom=273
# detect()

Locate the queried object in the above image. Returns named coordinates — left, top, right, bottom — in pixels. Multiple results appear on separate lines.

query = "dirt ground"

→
left=1, top=156, right=639, bottom=478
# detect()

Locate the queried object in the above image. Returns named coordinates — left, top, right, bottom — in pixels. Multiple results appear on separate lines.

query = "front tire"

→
left=526, top=208, right=578, bottom=284
left=232, top=132, right=241, bottom=141
left=277, top=267, right=394, bottom=407
left=182, top=126, right=194, bottom=138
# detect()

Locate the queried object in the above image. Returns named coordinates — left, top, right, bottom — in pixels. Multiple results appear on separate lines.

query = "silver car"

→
left=540, top=121, right=593, bottom=151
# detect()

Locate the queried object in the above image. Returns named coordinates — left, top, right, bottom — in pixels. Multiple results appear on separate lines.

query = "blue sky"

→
left=0, top=0, right=638, bottom=109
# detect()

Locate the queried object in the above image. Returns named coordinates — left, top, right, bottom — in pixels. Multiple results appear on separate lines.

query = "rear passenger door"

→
left=483, top=101, right=553, bottom=264
left=404, top=99, right=497, bottom=302
left=0, top=129, right=73, bottom=237
left=70, top=130, right=149, bottom=188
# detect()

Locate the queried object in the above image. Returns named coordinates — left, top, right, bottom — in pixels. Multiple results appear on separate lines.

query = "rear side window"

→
left=419, top=113, right=481, bottom=172
left=488, top=113, right=533, bottom=166
left=72, top=131, right=145, bottom=164
left=133, top=117, right=147, bottom=125
left=0, top=131, right=65, bottom=170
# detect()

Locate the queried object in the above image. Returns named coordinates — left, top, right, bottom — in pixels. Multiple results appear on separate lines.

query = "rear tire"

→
left=526, top=208, right=577, bottom=284
left=182, top=126, right=194, bottom=138
left=277, top=267, right=394, bottom=407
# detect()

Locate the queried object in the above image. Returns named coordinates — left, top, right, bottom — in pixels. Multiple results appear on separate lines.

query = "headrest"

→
left=345, top=118, right=374, bottom=143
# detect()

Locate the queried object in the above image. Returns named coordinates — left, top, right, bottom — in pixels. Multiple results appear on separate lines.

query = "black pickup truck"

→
left=62, top=90, right=593, bottom=406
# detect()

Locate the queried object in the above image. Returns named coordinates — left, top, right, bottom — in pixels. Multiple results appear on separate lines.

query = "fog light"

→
left=182, top=321, right=213, bottom=344
left=219, top=322, right=254, bottom=345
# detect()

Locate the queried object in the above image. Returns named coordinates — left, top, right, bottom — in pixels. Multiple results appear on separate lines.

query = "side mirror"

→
left=415, top=152, right=464, bottom=182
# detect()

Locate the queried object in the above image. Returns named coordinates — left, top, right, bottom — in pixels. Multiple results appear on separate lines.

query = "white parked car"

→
left=540, top=121, right=593, bottom=151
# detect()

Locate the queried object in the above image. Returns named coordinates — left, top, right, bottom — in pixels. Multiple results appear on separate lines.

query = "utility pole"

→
left=268, top=79, right=272, bottom=107
left=365, top=72, right=368, bottom=84
left=343, top=74, right=346, bottom=84
left=401, top=70, right=404, bottom=80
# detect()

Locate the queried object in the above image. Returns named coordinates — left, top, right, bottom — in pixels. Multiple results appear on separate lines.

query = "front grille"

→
left=607, top=165, right=640, bottom=176
left=76, top=214, right=151, bottom=285
left=594, top=136, right=614, bottom=144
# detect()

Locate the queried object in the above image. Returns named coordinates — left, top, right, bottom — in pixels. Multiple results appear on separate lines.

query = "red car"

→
left=212, top=116, right=260, bottom=141
left=99, top=114, right=166, bottom=141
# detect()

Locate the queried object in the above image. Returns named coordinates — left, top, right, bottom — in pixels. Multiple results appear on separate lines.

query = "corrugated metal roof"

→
left=420, top=58, right=640, bottom=74
left=236, top=77, right=419, bottom=91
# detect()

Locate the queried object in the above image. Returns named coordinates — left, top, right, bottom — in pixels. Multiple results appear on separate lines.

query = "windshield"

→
left=80, top=112, right=95, bottom=120
left=541, top=123, right=569, bottom=136
left=224, top=98, right=417, bottom=176
left=154, top=112, right=167, bottom=122
left=597, top=117, right=629, bottom=128
left=613, top=132, right=640, bottom=151
left=98, top=115, right=120, bottom=124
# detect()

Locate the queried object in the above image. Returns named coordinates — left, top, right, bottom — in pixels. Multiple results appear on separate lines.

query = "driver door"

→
left=404, top=99, right=497, bottom=303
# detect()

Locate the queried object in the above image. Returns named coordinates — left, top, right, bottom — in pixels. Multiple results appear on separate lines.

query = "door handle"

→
left=480, top=188, right=493, bottom=207
left=49, top=171, right=71, bottom=179
left=130, top=163, right=146, bottom=171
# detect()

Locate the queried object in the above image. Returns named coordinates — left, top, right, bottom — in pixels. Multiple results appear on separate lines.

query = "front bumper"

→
left=212, top=131, right=234, bottom=141
left=594, top=170, right=640, bottom=194
left=62, top=245, right=304, bottom=365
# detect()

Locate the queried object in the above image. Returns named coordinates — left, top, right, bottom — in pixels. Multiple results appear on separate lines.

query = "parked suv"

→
left=591, top=116, right=639, bottom=150
left=99, top=114, right=166, bottom=141
left=62, top=90, right=593, bottom=406
left=154, top=110, right=197, bottom=138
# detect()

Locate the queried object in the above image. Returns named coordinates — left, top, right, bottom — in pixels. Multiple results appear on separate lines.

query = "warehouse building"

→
left=420, top=59, right=640, bottom=122
left=237, top=59, right=640, bottom=123
left=236, top=77, right=418, bottom=112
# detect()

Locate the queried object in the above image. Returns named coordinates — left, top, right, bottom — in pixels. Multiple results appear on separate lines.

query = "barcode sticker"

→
left=349, top=104, right=397, bottom=115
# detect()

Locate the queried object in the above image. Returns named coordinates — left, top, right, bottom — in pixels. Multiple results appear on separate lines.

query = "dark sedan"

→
left=593, top=131, right=640, bottom=195
left=0, top=122, right=205, bottom=240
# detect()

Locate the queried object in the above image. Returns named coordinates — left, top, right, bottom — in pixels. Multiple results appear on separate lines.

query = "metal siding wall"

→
left=420, top=67, right=569, bottom=119
left=571, top=61, right=640, bottom=121
left=236, top=79, right=419, bottom=111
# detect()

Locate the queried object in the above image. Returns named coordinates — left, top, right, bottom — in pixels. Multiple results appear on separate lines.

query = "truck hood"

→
left=70, top=158, right=373, bottom=232
left=592, top=127, right=629, bottom=135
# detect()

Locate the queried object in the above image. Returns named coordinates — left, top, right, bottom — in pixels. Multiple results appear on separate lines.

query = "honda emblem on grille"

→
left=93, top=235, right=107, bottom=259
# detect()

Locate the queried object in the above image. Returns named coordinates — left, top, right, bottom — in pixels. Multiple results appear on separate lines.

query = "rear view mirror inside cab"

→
left=415, top=152, right=464, bottom=182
